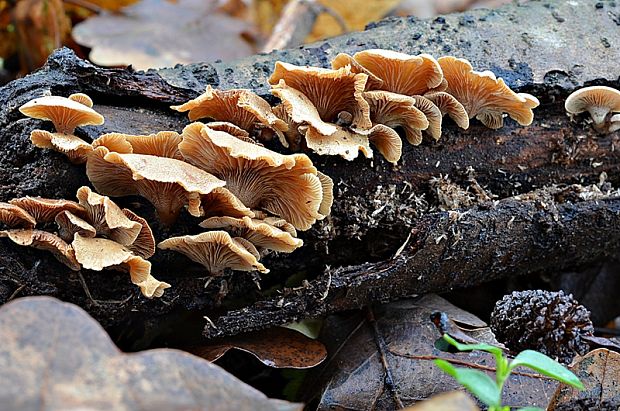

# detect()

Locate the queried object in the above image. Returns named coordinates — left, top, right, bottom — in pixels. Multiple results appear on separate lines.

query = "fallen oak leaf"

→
left=0, top=296, right=302, bottom=411
left=188, top=326, right=327, bottom=369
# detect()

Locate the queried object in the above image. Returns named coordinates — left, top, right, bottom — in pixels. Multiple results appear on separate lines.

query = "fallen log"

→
left=0, top=0, right=618, bottom=340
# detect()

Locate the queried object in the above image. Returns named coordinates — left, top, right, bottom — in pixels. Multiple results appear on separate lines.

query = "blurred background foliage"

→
left=0, top=0, right=512, bottom=85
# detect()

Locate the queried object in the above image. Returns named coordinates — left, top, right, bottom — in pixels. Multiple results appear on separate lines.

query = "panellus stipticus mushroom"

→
left=0, top=203, right=37, bottom=228
left=564, top=86, right=620, bottom=133
left=438, top=56, right=539, bottom=129
left=8, top=197, right=85, bottom=224
left=19, top=93, right=104, bottom=164
left=0, top=229, right=81, bottom=271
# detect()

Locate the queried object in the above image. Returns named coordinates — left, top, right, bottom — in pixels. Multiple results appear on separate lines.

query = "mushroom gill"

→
left=0, top=229, right=80, bottom=271
left=9, top=196, right=85, bottom=224
left=438, top=56, right=539, bottom=129
left=0, top=203, right=37, bottom=228
left=565, top=86, right=620, bottom=132
left=424, top=91, right=470, bottom=130
left=158, top=231, right=268, bottom=276
left=93, top=131, right=183, bottom=159
left=179, top=122, right=327, bottom=230
left=30, top=130, right=94, bottom=164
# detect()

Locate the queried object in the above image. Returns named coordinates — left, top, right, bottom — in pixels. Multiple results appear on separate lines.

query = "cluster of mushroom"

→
left=18, top=92, right=333, bottom=287
left=565, top=86, right=620, bottom=134
left=0, top=187, right=169, bottom=298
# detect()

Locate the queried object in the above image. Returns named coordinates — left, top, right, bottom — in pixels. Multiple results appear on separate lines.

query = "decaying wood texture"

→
left=0, top=0, right=619, bottom=341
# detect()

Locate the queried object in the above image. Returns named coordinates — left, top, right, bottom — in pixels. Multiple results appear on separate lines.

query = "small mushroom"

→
left=347, top=50, right=444, bottom=95
left=9, top=196, right=85, bottom=224
left=367, top=124, right=403, bottom=165
left=199, top=216, right=303, bottom=253
left=19, top=94, right=104, bottom=134
left=0, top=229, right=80, bottom=270
left=76, top=186, right=142, bottom=246
left=331, top=52, right=384, bottom=90
left=72, top=234, right=170, bottom=298
left=364, top=90, right=429, bottom=146
left=423, top=91, right=470, bottom=130
left=171, top=86, right=287, bottom=143
left=438, top=56, right=539, bottom=129
left=93, top=131, right=183, bottom=159
left=68, top=93, right=94, bottom=107
left=564, top=86, right=620, bottom=132
left=609, top=114, right=620, bottom=133
left=317, top=171, right=334, bottom=217
left=269, top=62, right=372, bottom=130
left=179, top=123, right=326, bottom=230
left=158, top=231, right=268, bottom=276
left=30, top=130, right=94, bottom=164
left=55, top=210, right=97, bottom=242
left=412, top=95, right=443, bottom=141
left=122, top=208, right=156, bottom=259
left=86, top=147, right=234, bottom=225
left=0, top=203, right=36, bottom=228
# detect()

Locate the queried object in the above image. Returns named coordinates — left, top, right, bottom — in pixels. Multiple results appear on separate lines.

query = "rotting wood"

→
left=0, top=0, right=619, bottom=340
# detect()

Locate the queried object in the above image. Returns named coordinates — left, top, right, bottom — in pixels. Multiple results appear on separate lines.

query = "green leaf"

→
left=509, top=350, right=584, bottom=390
left=442, top=334, right=504, bottom=356
left=434, top=359, right=501, bottom=407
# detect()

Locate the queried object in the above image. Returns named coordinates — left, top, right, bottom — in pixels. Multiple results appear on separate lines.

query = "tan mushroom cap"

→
left=9, top=196, right=85, bottom=224
left=76, top=186, right=142, bottom=246
left=412, top=95, right=443, bottom=141
left=438, top=56, right=539, bottom=129
left=72, top=234, right=170, bottom=298
left=301, top=123, right=373, bottom=161
left=317, top=171, right=333, bottom=217
left=352, top=50, right=444, bottom=95
left=609, top=114, right=620, bottom=133
left=0, top=229, right=80, bottom=270
left=200, top=216, right=303, bottom=253
left=93, top=131, right=182, bottom=159
left=158, top=231, right=268, bottom=276
left=68, top=93, right=94, bottom=108
left=179, top=123, right=324, bottom=230
left=122, top=209, right=156, bottom=259
left=171, top=86, right=287, bottom=140
left=19, top=95, right=104, bottom=134
left=30, top=130, right=93, bottom=164
left=201, top=187, right=254, bottom=219
left=269, top=62, right=372, bottom=129
left=55, top=210, right=96, bottom=242
left=367, top=124, right=403, bottom=164
left=0, top=203, right=36, bottom=228
left=331, top=53, right=384, bottom=90
left=86, top=146, right=227, bottom=225
left=364, top=90, right=429, bottom=146
left=424, top=91, right=470, bottom=129
left=206, top=121, right=251, bottom=140
left=565, top=86, right=620, bottom=126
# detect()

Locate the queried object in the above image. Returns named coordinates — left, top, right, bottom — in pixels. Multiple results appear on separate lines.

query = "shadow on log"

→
left=0, top=0, right=619, bottom=342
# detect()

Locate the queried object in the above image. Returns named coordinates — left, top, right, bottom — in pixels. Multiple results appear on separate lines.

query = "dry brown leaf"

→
left=402, top=391, right=480, bottom=411
left=306, top=295, right=558, bottom=410
left=0, top=296, right=302, bottom=411
left=189, top=327, right=327, bottom=369
left=72, top=0, right=255, bottom=70
left=548, top=348, right=620, bottom=410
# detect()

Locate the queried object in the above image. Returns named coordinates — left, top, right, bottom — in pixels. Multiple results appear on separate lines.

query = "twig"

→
left=7, top=284, right=25, bottom=302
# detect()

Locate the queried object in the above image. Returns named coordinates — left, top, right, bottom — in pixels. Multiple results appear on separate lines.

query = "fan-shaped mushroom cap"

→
left=300, top=123, right=373, bottom=161
left=200, top=216, right=303, bottom=253
left=68, top=93, right=94, bottom=108
left=179, top=123, right=324, bottom=230
left=438, top=56, right=539, bottom=129
left=269, top=62, right=372, bottom=129
left=205, top=121, right=250, bottom=139
left=30, top=130, right=93, bottom=164
left=364, top=90, right=429, bottom=146
left=331, top=53, right=384, bottom=90
left=609, top=114, right=620, bottom=133
left=19, top=95, right=104, bottom=134
left=351, top=50, right=443, bottom=96
left=0, top=203, right=36, bottom=228
left=76, top=186, right=142, bottom=246
left=317, top=171, right=333, bottom=217
left=424, top=91, right=470, bottom=129
left=9, top=196, right=85, bottom=224
left=158, top=231, right=268, bottom=276
left=72, top=234, right=169, bottom=298
left=201, top=187, right=254, bottom=219
left=171, top=86, right=287, bottom=141
left=0, top=229, right=80, bottom=270
left=367, top=124, right=403, bottom=164
left=86, top=147, right=229, bottom=225
left=565, top=86, right=620, bottom=126
left=412, top=95, right=443, bottom=141
left=55, top=210, right=97, bottom=242
left=93, top=131, right=182, bottom=159
left=122, top=209, right=156, bottom=259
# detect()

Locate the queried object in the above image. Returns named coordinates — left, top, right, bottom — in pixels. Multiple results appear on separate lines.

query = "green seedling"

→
left=434, top=334, right=584, bottom=411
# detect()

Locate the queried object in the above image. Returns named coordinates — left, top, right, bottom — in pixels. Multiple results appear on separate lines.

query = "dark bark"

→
left=0, top=0, right=619, bottom=341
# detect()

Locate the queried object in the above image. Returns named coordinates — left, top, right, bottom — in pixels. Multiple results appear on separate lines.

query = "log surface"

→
left=0, top=0, right=619, bottom=341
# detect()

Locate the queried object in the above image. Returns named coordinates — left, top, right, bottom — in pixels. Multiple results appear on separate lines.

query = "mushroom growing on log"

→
left=0, top=0, right=619, bottom=339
